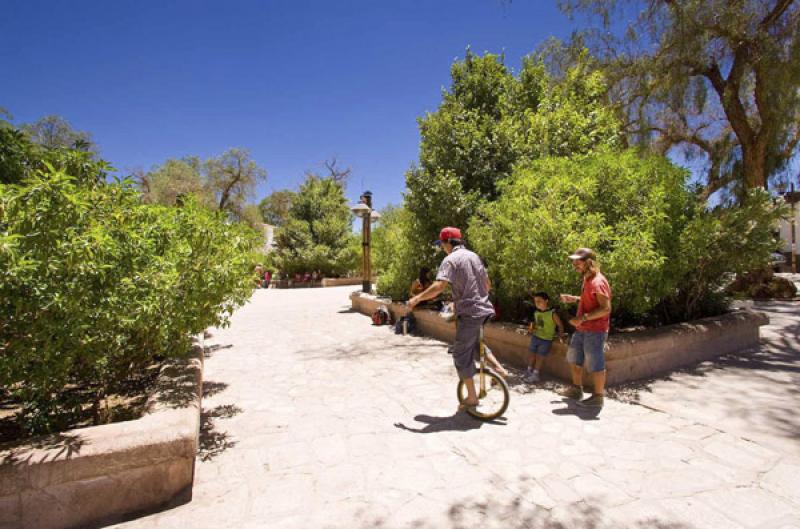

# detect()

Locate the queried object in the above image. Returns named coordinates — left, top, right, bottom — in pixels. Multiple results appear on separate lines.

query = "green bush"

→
left=372, top=205, right=426, bottom=300
left=469, top=150, right=784, bottom=324
left=470, top=150, right=690, bottom=318
left=0, top=167, right=258, bottom=433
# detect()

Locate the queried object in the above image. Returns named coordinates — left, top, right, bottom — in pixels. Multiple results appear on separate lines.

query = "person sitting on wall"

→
left=254, top=264, right=265, bottom=288
left=409, top=267, right=442, bottom=309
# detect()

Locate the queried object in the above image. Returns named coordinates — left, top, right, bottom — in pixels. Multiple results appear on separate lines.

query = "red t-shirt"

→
left=577, top=272, right=611, bottom=332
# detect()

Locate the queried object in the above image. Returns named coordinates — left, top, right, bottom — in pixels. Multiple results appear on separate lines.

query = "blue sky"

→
left=2, top=1, right=588, bottom=210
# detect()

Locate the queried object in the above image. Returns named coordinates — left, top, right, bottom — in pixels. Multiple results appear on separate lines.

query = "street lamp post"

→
left=351, top=191, right=380, bottom=294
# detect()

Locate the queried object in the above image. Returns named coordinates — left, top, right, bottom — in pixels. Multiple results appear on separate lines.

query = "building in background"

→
left=262, top=223, right=276, bottom=253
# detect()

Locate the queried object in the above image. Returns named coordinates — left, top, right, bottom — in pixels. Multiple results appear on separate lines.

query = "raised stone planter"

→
left=268, top=277, right=375, bottom=289
left=350, top=292, right=769, bottom=385
left=0, top=351, right=203, bottom=529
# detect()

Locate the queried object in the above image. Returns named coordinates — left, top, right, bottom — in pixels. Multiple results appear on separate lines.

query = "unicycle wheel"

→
left=456, top=369, right=510, bottom=421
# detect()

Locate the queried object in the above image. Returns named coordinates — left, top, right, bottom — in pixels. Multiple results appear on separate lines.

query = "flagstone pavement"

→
left=111, top=287, right=800, bottom=529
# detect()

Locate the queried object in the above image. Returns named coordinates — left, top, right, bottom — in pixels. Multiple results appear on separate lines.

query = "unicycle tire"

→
left=456, top=368, right=510, bottom=421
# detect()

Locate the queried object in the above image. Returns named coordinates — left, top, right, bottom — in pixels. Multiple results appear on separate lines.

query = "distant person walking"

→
left=559, top=248, right=612, bottom=408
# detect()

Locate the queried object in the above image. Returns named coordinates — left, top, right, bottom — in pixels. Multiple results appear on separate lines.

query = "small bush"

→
left=0, top=167, right=258, bottom=434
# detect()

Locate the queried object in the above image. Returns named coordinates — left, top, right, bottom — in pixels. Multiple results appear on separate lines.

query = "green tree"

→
left=204, top=148, right=267, bottom=215
left=1, top=115, right=109, bottom=186
left=258, top=189, right=295, bottom=226
left=559, top=0, right=800, bottom=195
left=395, top=50, right=623, bottom=293
left=21, top=115, right=95, bottom=152
left=139, top=157, right=212, bottom=207
left=272, top=175, right=357, bottom=275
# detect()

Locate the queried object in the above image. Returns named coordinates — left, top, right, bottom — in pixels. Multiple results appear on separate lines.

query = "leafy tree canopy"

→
left=21, top=115, right=95, bottom=153
left=258, top=189, right=295, bottom=226
left=272, top=175, right=358, bottom=276
left=395, top=49, right=623, bottom=293
left=558, top=0, right=800, bottom=197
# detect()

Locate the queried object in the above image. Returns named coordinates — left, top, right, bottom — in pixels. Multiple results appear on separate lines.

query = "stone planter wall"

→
left=350, top=292, right=768, bottom=385
left=268, top=277, right=376, bottom=289
left=0, top=351, right=203, bottom=529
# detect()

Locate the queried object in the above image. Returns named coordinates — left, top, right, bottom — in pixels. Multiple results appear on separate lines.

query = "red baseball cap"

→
left=436, top=226, right=462, bottom=245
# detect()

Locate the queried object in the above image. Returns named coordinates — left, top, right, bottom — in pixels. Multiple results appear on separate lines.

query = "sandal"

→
left=457, top=400, right=479, bottom=412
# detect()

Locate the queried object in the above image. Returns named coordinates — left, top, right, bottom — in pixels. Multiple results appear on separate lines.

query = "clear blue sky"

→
left=2, top=1, right=585, bottom=211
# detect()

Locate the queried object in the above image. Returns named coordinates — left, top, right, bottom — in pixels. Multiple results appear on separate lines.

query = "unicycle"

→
left=456, top=324, right=510, bottom=421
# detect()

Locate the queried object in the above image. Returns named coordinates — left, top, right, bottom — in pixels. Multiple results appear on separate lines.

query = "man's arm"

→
left=568, top=293, right=611, bottom=327
left=584, top=293, right=611, bottom=321
left=408, top=280, right=448, bottom=310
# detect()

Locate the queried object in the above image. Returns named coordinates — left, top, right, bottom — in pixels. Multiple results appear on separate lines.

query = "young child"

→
left=524, top=291, right=565, bottom=383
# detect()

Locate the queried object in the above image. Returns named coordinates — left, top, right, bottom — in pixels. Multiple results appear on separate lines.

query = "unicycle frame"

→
left=477, top=325, right=488, bottom=398
left=458, top=321, right=510, bottom=421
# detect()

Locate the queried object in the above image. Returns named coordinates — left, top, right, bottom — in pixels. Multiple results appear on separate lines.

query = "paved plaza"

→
left=112, top=287, right=800, bottom=529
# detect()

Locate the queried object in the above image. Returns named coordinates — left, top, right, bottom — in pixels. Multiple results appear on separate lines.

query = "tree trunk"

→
left=741, top=140, right=767, bottom=190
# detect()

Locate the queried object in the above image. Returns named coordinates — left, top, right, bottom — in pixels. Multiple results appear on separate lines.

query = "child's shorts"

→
left=528, top=336, right=554, bottom=356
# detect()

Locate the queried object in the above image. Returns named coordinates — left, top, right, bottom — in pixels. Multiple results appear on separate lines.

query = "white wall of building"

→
left=262, top=223, right=276, bottom=253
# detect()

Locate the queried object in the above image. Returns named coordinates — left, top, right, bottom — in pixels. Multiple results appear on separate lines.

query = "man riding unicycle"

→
left=407, top=227, right=504, bottom=413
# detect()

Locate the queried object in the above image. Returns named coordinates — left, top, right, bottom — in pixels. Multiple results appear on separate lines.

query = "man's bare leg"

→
left=570, top=364, right=583, bottom=388
left=592, top=370, right=606, bottom=396
left=462, top=377, right=479, bottom=406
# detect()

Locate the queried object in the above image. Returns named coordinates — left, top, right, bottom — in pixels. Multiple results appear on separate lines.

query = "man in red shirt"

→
left=559, top=248, right=612, bottom=408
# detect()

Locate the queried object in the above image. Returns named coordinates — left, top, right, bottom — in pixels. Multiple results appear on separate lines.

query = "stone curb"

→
left=350, top=292, right=769, bottom=385
left=0, top=349, right=203, bottom=529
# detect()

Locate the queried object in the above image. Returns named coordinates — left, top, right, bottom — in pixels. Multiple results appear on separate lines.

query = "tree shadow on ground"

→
left=198, top=404, right=242, bottom=462
left=349, top=493, right=692, bottom=529
left=606, top=303, right=800, bottom=442
left=394, top=411, right=506, bottom=434
left=202, top=381, right=229, bottom=399
left=203, top=343, right=233, bottom=358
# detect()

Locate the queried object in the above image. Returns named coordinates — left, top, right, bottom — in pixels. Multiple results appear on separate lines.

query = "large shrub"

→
left=0, top=167, right=258, bottom=433
left=470, top=150, right=784, bottom=324
left=397, top=50, right=624, bottom=291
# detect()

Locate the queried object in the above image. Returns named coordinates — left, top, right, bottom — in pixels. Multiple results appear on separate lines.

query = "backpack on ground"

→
left=394, top=314, right=416, bottom=335
left=371, top=305, right=391, bottom=326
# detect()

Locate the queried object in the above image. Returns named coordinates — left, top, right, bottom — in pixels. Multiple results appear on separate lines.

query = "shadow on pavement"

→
left=198, top=404, right=242, bottom=462
left=352, top=493, right=691, bottom=528
left=203, top=343, right=233, bottom=358
left=202, top=381, right=229, bottom=399
left=394, top=412, right=506, bottom=434
left=550, top=399, right=602, bottom=421
left=607, top=303, right=799, bottom=443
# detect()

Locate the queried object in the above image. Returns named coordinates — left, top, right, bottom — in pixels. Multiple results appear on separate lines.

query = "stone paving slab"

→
left=110, top=288, right=800, bottom=529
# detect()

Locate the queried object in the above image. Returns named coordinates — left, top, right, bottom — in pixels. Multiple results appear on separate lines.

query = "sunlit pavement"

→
left=111, top=287, right=800, bottom=529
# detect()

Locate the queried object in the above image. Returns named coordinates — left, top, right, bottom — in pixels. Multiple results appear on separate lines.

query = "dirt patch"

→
left=0, top=363, right=162, bottom=445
